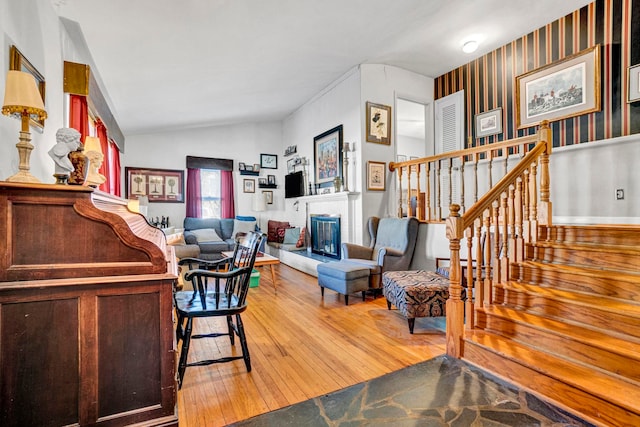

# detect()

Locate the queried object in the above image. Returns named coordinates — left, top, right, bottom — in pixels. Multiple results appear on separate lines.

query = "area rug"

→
left=229, top=355, right=592, bottom=426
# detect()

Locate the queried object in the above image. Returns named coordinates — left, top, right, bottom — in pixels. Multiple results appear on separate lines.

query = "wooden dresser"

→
left=0, top=183, right=178, bottom=426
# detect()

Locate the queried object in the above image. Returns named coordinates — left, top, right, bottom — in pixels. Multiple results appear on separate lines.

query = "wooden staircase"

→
left=463, top=224, right=640, bottom=426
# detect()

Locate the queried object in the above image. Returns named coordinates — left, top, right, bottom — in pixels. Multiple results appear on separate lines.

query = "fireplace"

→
left=310, top=215, right=341, bottom=259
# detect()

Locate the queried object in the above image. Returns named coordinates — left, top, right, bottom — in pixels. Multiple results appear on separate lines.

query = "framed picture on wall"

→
left=475, top=107, right=503, bottom=138
left=125, top=167, right=184, bottom=203
left=366, top=102, right=392, bottom=145
left=243, top=179, right=255, bottom=193
left=515, top=45, right=600, bottom=129
left=313, top=124, right=343, bottom=188
left=367, top=161, right=386, bottom=191
left=627, top=63, right=640, bottom=103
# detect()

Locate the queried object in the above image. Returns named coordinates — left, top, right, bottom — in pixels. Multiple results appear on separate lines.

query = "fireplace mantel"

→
left=297, top=191, right=360, bottom=203
left=302, top=191, right=361, bottom=248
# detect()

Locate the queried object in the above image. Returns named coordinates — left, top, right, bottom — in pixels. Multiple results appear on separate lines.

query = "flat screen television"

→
left=285, top=171, right=305, bottom=198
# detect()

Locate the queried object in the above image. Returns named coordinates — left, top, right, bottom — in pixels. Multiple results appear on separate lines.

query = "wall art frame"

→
left=515, top=45, right=600, bottom=129
left=367, top=161, right=386, bottom=191
left=9, top=45, right=46, bottom=129
left=475, top=107, right=503, bottom=137
left=243, top=178, right=255, bottom=193
left=260, top=153, right=278, bottom=169
left=125, top=167, right=184, bottom=203
left=366, top=101, right=392, bottom=145
left=313, top=124, right=343, bottom=188
left=627, top=63, right=640, bottom=103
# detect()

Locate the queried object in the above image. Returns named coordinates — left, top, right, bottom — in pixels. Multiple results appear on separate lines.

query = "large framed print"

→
left=314, top=124, right=343, bottom=188
left=516, top=45, right=600, bottom=129
left=125, top=167, right=184, bottom=203
left=366, top=102, right=391, bottom=145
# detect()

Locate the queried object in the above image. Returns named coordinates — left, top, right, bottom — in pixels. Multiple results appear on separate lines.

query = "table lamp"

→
left=252, top=192, right=267, bottom=231
left=83, top=136, right=106, bottom=188
left=2, top=70, right=48, bottom=183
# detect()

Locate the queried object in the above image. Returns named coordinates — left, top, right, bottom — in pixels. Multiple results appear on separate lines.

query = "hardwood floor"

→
left=176, top=264, right=447, bottom=426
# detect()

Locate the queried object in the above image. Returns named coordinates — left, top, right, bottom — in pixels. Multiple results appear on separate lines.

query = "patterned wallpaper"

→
left=434, top=0, right=640, bottom=148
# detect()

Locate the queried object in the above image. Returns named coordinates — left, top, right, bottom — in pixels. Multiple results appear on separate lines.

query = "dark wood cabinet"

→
left=0, top=183, right=178, bottom=426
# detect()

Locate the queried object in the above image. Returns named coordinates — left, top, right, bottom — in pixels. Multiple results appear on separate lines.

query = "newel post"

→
left=445, top=204, right=465, bottom=358
left=538, top=120, right=552, bottom=226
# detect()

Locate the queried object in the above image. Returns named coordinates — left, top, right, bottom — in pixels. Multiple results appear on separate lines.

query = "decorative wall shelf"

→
left=239, top=171, right=259, bottom=176
left=258, top=184, right=277, bottom=189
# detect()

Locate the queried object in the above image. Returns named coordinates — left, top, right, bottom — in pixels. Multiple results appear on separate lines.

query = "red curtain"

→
left=220, top=170, right=235, bottom=219
left=69, top=95, right=89, bottom=142
left=186, top=168, right=201, bottom=218
left=95, top=120, right=110, bottom=192
left=109, top=141, right=121, bottom=197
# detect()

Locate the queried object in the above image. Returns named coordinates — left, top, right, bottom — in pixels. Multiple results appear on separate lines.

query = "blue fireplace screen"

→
left=310, top=215, right=340, bottom=259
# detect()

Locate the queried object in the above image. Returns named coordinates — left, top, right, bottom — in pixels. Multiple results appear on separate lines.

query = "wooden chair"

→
left=174, top=231, right=264, bottom=388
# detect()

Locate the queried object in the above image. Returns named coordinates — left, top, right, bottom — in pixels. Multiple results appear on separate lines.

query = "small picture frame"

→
left=260, top=153, right=278, bottom=169
left=367, top=161, right=386, bottom=191
left=245, top=165, right=254, bottom=172
left=258, top=178, right=267, bottom=186
left=396, top=154, right=407, bottom=163
left=267, top=174, right=276, bottom=185
left=475, top=107, right=503, bottom=138
left=243, top=179, right=255, bottom=193
left=287, top=158, right=296, bottom=174
left=627, top=63, right=640, bottom=103
left=238, top=162, right=246, bottom=171
left=263, top=190, right=273, bottom=204
left=253, top=163, right=261, bottom=173
left=366, top=102, right=392, bottom=145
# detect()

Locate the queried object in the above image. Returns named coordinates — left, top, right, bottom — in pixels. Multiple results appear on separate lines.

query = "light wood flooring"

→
left=176, top=263, right=447, bottom=426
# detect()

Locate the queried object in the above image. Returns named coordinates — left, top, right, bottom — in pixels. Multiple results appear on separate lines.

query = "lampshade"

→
left=84, top=136, right=102, bottom=153
left=138, top=195, right=149, bottom=216
left=2, top=70, right=47, bottom=120
left=252, top=193, right=267, bottom=212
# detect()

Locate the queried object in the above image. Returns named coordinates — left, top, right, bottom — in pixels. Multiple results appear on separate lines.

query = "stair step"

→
left=526, top=241, right=640, bottom=273
left=477, top=305, right=640, bottom=384
left=494, top=281, right=640, bottom=339
left=512, top=261, right=640, bottom=302
left=539, top=224, right=640, bottom=246
left=464, top=330, right=640, bottom=426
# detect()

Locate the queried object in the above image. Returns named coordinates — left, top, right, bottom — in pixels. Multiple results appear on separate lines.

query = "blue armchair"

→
left=341, top=216, right=419, bottom=288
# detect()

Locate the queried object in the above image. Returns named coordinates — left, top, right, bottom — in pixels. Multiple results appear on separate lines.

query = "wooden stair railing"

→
left=390, top=121, right=552, bottom=357
left=389, top=121, right=550, bottom=224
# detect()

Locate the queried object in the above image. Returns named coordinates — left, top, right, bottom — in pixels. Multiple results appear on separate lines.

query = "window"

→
left=201, top=169, right=221, bottom=218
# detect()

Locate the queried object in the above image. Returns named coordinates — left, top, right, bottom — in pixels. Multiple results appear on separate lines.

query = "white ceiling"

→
left=52, top=0, right=592, bottom=137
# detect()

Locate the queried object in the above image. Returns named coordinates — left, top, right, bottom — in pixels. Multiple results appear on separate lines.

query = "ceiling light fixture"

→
left=462, top=40, right=478, bottom=53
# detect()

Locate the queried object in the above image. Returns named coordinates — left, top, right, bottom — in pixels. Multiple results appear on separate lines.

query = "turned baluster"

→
left=447, top=158, right=453, bottom=212
left=465, top=225, right=474, bottom=329
left=425, top=164, right=432, bottom=221
left=492, top=203, right=501, bottom=286
left=529, top=162, right=538, bottom=242
left=474, top=219, right=483, bottom=308
left=483, top=212, right=492, bottom=305
left=500, top=193, right=510, bottom=283
left=436, top=160, right=442, bottom=220
left=459, top=156, right=465, bottom=213
left=473, top=153, right=479, bottom=204
left=397, top=166, right=404, bottom=218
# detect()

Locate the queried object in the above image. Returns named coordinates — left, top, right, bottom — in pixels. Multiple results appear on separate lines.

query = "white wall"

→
left=0, top=0, right=65, bottom=182
left=281, top=67, right=362, bottom=236
left=122, top=121, right=283, bottom=229
left=360, top=64, right=433, bottom=239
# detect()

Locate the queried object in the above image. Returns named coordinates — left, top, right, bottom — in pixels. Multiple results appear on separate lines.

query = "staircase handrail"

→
left=444, top=120, right=552, bottom=358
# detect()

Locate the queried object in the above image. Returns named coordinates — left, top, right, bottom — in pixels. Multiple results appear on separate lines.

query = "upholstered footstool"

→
left=383, top=270, right=465, bottom=334
left=317, top=261, right=371, bottom=305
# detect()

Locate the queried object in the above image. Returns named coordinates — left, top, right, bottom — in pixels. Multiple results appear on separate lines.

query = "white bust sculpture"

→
left=48, top=128, right=81, bottom=175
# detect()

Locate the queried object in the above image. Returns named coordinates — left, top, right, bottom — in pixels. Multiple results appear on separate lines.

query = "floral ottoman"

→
left=382, top=270, right=466, bottom=334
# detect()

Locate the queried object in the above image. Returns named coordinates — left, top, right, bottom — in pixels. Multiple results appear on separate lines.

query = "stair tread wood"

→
left=482, top=305, right=640, bottom=358
left=498, top=280, right=640, bottom=315
left=521, top=260, right=640, bottom=282
left=531, top=240, right=640, bottom=255
left=466, top=330, right=640, bottom=412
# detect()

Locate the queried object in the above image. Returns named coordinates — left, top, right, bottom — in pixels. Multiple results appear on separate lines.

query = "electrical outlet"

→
left=616, top=189, right=624, bottom=200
